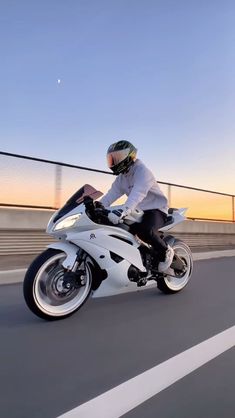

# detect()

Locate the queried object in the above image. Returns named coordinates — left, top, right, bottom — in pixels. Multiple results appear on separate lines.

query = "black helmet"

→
left=106, top=140, right=137, bottom=175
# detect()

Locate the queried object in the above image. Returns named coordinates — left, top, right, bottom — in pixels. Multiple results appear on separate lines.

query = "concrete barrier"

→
left=0, top=207, right=53, bottom=229
left=0, top=208, right=235, bottom=256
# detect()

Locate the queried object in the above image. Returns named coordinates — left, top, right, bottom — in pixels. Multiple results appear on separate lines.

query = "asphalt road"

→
left=0, top=257, right=235, bottom=418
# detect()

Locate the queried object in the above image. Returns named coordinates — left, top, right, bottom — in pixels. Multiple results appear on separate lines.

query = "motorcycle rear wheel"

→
left=23, top=248, right=92, bottom=320
left=157, top=239, right=193, bottom=294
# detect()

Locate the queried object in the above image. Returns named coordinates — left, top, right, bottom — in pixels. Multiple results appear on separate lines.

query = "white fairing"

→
left=47, top=206, right=147, bottom=297
left=159, top=208, right=187, bottom=232
left=46, top=196, right=188, bottom=297
left=47, top=241, right=134, bottom=297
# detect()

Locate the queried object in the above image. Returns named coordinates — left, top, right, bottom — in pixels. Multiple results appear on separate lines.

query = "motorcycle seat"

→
left=168, top=207, right=178, bottom=214
left=164, top=215, right=174, bottom=226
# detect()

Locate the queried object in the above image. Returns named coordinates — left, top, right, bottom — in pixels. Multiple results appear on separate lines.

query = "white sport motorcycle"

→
left=23, top=184, right=193, bottom=320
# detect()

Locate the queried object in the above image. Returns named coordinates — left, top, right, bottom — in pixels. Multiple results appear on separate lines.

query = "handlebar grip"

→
left=84, top=196, right=94, bottom=210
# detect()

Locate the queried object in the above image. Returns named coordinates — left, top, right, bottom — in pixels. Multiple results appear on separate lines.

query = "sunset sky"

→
left=1, top=0, right=235, bottom=200
left=1, top=156, right=233, bottom=221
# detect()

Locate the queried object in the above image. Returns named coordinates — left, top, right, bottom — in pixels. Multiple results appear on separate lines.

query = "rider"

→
left=98, top=140, right=174, bottom=272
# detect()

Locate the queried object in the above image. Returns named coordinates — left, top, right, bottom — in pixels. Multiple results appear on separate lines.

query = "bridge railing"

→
left=0, top=151, right=234, bottom=222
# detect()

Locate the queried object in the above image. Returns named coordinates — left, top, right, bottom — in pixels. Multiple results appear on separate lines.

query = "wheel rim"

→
left=164, top=243, right=193, bottom=291
left=33, top=253, right=91, bottom=316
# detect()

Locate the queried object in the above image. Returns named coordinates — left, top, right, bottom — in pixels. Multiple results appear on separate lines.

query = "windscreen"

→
left=53, top=184, right=103, bottom=223
left=75, top=184, right=103, bottom=205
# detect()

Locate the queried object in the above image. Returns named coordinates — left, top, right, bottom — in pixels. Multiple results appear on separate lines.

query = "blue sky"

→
left=1, top=0, right=234, bottom=194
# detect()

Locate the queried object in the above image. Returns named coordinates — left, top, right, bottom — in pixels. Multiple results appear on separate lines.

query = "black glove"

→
left=94, top=201, right=105, bottom=209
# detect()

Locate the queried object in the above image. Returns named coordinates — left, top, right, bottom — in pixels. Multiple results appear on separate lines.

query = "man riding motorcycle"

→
left=98, top=140, right=174, bottom=272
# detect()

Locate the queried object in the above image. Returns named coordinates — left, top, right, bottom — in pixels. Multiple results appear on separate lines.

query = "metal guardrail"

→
left=0, top=151, right=234, bottom=222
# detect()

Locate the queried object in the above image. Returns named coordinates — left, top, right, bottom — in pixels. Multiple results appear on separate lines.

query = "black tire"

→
left=23, top=248, right=92, bottom=320
left=157, top=239, right=193, bottom=294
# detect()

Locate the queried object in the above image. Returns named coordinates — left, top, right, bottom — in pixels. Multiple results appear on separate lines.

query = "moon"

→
left=57, top=79, right=61, bottom=84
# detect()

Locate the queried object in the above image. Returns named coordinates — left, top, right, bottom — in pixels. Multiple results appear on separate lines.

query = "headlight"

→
left=53, top=214, right=82, bottom=231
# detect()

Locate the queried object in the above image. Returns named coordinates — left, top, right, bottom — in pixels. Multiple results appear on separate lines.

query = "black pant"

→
left=130, top=209, right=168, bottom=261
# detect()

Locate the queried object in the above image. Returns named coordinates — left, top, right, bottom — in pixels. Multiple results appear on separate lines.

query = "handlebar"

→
left=83, top=196, right=111, bottom=225
left=83, top=196, right=130, bottom=230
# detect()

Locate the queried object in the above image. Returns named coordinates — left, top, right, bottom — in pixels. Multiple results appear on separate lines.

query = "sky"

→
left=1, top=0, right=235, bottom=195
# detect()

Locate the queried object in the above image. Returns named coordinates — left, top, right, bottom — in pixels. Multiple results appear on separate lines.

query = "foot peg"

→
left=137, top=278, right=147, bottom=287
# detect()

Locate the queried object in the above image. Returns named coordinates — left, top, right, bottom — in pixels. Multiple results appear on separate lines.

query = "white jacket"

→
left=100, top=159, right=169, bottom=214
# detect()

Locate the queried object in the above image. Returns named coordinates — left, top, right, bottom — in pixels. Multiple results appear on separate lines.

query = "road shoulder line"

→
left=0, top=249, right=235, bottom=285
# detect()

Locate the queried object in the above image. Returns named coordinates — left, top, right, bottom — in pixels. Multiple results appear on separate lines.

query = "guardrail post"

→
left=232, top=196, right=235, bottom=222
left=54, top=164, right=62, bottom=209
left=168, top=184, right=171, bottom=207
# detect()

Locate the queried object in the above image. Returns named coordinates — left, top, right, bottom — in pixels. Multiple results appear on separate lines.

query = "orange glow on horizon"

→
left=0, top=165, right=233, bottom=220
left=171, top=188, right=233, bottom=221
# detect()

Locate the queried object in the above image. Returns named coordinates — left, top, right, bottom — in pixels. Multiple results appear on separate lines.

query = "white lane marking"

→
left=57, top=326, right=235, bottom=418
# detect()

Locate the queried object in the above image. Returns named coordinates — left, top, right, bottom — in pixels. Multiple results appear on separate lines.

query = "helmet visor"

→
left=106, top=148, right=130, bottom=169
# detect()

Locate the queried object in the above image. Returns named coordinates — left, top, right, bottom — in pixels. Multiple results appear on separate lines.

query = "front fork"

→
left=62, top=248, right=86, bottom=290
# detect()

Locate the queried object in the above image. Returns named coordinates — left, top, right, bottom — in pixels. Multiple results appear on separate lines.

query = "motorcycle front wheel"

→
left=23, top=248, right=92, bottom=320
